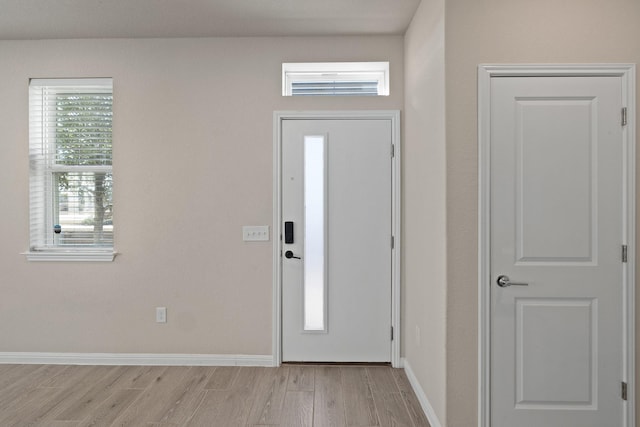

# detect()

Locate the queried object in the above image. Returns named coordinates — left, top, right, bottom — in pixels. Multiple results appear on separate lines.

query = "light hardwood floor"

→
left=0, top=364, right=431, bottom=427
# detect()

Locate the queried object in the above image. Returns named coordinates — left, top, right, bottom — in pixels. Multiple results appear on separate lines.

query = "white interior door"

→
left=490, top=75, right=625, bottom=426
left=281, top=118, right=392, bottom=362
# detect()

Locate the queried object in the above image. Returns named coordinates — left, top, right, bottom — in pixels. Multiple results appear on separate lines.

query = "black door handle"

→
left=285, top=250, right=301, bottom=259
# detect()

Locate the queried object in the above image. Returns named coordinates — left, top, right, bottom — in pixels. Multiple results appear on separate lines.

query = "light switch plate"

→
left=156, top=307, right=167, bottom=323
left=243, top=225, right=270, bottom=241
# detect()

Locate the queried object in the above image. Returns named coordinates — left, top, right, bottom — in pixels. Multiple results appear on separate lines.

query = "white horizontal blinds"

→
left=29, top=78, right=113, bottom=251
left=292, top=79, right=379, bottom=96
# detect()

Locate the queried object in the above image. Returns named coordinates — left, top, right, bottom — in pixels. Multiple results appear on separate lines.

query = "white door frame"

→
left=478, top=64, right=636, bottom=427
left=273, top=110, right=401, bottom=367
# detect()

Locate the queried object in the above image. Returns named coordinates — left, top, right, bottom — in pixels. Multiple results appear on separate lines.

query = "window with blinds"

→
left=282, top=62, right=389, bottom=97
left=291, top=80, right=380, bottom=96
left=28, top=78, right=114, bottom=261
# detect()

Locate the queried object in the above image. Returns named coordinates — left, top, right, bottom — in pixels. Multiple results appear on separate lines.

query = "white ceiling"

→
left=0, top=0, right=421, bottom=40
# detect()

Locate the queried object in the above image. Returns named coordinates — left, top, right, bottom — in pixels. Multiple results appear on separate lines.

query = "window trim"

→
left=24, top=250, right=117, bottom=262
left=26, top=78, right=116, bottom=262
left=282, top=62, right=390, bottom=96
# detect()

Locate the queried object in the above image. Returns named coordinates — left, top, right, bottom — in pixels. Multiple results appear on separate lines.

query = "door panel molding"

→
left=478, top=64, right=635, bottom=427
left=273, top=110, right=401, bottom=367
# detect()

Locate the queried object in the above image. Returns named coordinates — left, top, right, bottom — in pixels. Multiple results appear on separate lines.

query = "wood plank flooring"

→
left=0, top=364, right=430, bottom=427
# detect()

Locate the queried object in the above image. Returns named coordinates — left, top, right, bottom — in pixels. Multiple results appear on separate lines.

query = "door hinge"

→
left=622, top=381, right=628, bottom=400
left=622, top=245, right=628, bottom=263
left=391, top=326, right=394, bottom=341
left=391, top=235, right=395, bottom=249
left=622, top=107, right=628, bottom=126
left=391, top=144, right=395, bottom=157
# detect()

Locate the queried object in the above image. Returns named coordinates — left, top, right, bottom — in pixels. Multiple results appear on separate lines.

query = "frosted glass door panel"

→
left=304, top=136, right=327, bottom=331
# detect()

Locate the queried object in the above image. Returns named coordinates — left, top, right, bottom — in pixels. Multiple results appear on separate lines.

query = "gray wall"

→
left=0, top=36, right=403, bottom=356
left=403, top=0, right=447, bottom=424
left=445, top=0, right=640, bottom=425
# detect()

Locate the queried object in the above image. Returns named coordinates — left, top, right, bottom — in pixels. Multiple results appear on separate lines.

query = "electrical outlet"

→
left=156, top=307, right=167, bottom=323
left=415, top=325, right=421, bottom=347
left=242, top=225, right=270, bottom=241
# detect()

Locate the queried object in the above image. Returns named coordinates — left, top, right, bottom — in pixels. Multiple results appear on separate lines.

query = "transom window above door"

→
left=282, top=62, right=390, bottom=96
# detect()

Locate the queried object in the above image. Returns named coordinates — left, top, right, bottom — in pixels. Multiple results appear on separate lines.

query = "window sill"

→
left=23, top=251, right=117, bottom=262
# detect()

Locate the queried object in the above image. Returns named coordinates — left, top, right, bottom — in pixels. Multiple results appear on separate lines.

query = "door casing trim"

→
left=273, top=110, right=401, bottom=367
left=478, top=64, right=636, bottom=427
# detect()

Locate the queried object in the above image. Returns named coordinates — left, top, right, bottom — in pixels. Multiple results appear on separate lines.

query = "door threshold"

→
left=282, top=361, right=391, bottom=367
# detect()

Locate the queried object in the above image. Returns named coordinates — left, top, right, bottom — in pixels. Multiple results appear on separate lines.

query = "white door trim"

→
left=478, top=64, right=636, bottom=427
left=273, top=110, right=401, bottom=367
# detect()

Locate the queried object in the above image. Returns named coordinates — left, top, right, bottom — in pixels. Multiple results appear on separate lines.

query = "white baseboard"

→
left=0, top=352, right=275, bottom=367
left=401, top=357, right=444, bottom=427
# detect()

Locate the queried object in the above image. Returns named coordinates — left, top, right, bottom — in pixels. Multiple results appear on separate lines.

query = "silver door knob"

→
left=496, top=275, right=528, bottom=287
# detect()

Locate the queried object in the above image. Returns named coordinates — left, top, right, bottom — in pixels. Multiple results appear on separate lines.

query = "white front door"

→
left=489, top=75, right=626, bottom=426
left=281, top=118, right=393, bottom=363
